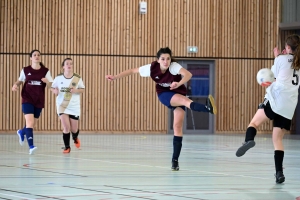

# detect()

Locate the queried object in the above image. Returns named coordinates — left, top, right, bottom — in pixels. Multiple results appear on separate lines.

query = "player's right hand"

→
left=105, top=75, right=116, bottom=81
left=12, top=84, right=19, bottom=91
left=52, top=88, right=59, bottom=95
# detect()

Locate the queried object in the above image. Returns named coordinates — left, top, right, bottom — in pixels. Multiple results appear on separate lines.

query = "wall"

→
left=0, top=0, right=282, bottom=133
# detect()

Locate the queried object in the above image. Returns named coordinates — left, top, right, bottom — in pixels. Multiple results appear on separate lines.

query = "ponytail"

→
left=292, top=44, right=300, bottom=70
left=286, top=34, right=300, bottom=70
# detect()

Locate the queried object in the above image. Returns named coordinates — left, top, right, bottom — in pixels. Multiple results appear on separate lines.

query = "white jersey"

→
left=51, top=73, right=85, bottom=117
left=138, top=62, right=182, bottom=77
left=265, top=54, right=300, bottom=119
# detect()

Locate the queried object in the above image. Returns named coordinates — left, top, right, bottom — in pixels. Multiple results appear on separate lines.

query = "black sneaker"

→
left=275, top=171, right=285, bottom=184
left=206, top=95, right=217, bottom=114
left=171, top=160, right=179, bottom=171
left=236, top=140, right=255, bottom=157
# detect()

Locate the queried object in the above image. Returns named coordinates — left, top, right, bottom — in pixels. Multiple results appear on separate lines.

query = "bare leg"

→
left=170, top=94, right=193, bottom=108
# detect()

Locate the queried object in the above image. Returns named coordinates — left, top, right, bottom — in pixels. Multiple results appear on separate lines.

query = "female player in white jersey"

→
left=236, top=34, right=300, bottom=183
left=51, top=58, right=85, bottom=153
left=106, top=47, right=217, bottom=171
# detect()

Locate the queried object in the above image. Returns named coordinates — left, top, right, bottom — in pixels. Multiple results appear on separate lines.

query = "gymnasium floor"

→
left=0, top=133, right=299, bottom=200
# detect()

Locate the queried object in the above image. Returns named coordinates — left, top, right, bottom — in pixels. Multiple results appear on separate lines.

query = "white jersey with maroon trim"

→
left=265, top=54, right=300, bottom=119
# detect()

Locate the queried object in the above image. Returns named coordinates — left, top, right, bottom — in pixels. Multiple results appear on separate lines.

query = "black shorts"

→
left=59, top=113, right=80, bottom=120
left=258, top=99, right=291, bottom=130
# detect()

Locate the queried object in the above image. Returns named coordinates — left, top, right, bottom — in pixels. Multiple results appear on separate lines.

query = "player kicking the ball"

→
left=106, top=47, right=217, bottom=171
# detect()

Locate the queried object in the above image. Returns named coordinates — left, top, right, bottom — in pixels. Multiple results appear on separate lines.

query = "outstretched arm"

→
left=105, top=67, right=140, bottom=81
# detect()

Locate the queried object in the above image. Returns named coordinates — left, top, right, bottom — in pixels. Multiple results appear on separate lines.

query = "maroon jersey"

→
left=21, top=66, right=49, bottom=108
left=150, top=61, right=187, bottom=95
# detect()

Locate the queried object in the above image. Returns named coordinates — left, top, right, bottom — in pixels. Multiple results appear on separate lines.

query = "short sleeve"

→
left=45, top=71, right=54, bottom=82
left=18, top=69, right=26, bottom=82
left=51, top=77, right=58, bottom=88
left=138, top=64, right=151, bottom=77
left=169, top=62, right=183, bottom=75
left=78, top=78, right=85, bottom=89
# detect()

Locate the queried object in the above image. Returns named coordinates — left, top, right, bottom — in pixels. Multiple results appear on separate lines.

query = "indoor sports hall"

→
left=1, top=0, right=300, bottom=200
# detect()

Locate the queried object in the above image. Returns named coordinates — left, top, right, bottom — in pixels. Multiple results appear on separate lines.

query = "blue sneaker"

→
left=17, top=130, right=24, bottom=146
left=29, top=146, right=37, bottom=155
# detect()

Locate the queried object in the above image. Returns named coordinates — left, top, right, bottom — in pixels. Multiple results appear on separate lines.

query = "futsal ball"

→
left=256, top=68, right=275, bottom=86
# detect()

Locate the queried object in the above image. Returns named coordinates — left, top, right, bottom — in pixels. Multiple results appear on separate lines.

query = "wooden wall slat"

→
left=0, top=0, right=285, bottom=133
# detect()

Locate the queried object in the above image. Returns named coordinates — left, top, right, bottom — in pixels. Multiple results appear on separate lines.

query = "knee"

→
left=173, top=122, right=183, bottom=132
left=248, top=123, right=258, bottom=129
left=71, top=128, right=78, bottom=133
left=63, top=126, right=71, bottom=133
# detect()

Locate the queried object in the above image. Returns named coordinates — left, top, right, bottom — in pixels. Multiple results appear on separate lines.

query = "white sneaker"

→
left=17, top=130, right=24, bottom=146
left=29, top=146, right=37, bottom=155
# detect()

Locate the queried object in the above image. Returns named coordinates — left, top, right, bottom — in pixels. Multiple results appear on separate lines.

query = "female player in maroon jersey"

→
left=106, top=47, right=217, bottom=170
left=12, top=50, right=53, bottom=154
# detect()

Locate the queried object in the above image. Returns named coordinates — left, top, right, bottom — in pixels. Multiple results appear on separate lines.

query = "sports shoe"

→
left=171, top=160, right=179, bottom=171
left=74, top=138, right=80, bottom=148
left=206, top=95, right=217, bottom=114
left=29, top=146, right=37, bottom=155
left=63, top=147, right=71, bottom=153
left=275, top=171, right=285, bottom=184
left=17, top=130, right=24, bottom=146
left=236, top=140, right=255, bottom=157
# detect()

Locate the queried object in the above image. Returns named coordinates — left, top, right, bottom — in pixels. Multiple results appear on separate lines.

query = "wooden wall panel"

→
left=0, top=0, right=285, bottom=134
left=1, top=0, right=280, bottom=58
left=215, top=59, right=275, bottom=133
left=0, top=55, right=167, bottom=133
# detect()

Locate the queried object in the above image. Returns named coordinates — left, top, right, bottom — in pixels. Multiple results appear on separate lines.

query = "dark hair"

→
left=29, top=49, right=45, bottom=67
left=286, top=34, right=300, bottom=70
left=156, top=47, right=176, bottom=62
left=62, top=58, right=72, bottom=67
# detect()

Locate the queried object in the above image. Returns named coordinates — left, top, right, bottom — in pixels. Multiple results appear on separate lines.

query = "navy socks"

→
left=172, top=136, right=183, bottom=161
left=190, top=102, right=209, bottom=112
left=25, top=128, right=34, bottom=147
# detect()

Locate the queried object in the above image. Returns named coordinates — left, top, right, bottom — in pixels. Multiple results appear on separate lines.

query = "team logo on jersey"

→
left=61, top=82, right=63, bottom=84
left=28, top=80, right=42, bottom=85
left=28, top=73, right=31, bottom=75
left=158, top=82, right=172, bottom=87
left=72, top=82, right=76, bottom=86
left=155, top=76, right=159, bottom=79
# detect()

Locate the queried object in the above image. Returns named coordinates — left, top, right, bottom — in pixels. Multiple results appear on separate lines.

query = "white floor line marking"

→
left=15, top=152, right=300, bottom=184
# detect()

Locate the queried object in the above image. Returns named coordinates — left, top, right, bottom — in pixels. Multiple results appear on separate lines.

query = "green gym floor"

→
left=0, top=133, right=299, bottom=200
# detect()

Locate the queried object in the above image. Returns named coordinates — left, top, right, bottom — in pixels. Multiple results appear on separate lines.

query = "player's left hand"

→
left=70, top=87, right=77, bottom=93
left=41, top=78, right=49, bottom=83
left=170, top=82, right=180, bottom=90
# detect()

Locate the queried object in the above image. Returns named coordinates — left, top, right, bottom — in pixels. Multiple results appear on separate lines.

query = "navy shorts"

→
left=22, top=103, right=43, bottom=118
left=258, top=99, right=291, bottom=130
left=59, top=113, right=80, bottom=120
left=158, top=91, right=185, bottom=111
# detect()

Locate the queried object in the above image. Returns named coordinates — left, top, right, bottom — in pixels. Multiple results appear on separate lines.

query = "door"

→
left=168, top=60, right=215, bottom=134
